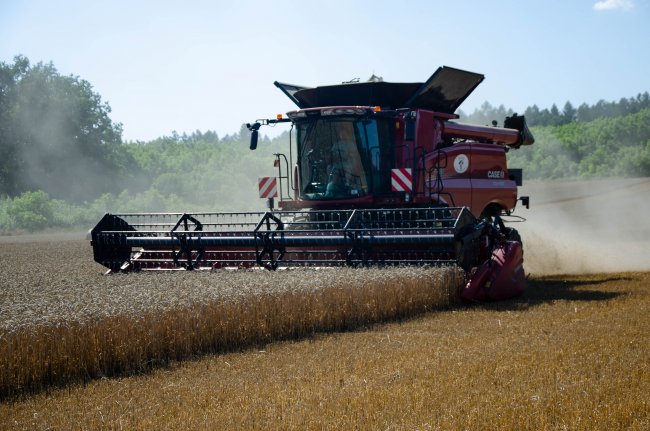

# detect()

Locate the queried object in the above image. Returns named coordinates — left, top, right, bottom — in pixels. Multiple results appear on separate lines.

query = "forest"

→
left=0, top=55, right=648, bottom=232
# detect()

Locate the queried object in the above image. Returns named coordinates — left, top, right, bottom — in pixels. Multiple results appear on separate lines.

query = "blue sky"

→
left=1, top=0, right=648, bottom=141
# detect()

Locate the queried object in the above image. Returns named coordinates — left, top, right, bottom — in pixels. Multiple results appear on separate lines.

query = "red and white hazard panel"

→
left=258, top=177, right=278, bottom=198
left=391, top=168, right=413, bottom=192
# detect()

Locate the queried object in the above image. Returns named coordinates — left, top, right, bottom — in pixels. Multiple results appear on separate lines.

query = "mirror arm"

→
left=246, top=118, right=292, bottom=150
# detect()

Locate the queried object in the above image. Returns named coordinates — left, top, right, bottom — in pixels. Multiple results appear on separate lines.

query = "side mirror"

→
left=246, top=122, right=261, bottom=150
left=250, top=129, right=259, bottom=150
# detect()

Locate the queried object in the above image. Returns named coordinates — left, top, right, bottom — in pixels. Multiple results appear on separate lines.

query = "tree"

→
left=0, top=55, right=129, bottom=202
left=549, top=104, right=562, bottom=126
left=0, top=56, right=31, bottom=196
left=524, top=104, right=541, bottom=126
left=562, top=101, right=576, bottom=124
left=576, top=103, right=592, bottom=122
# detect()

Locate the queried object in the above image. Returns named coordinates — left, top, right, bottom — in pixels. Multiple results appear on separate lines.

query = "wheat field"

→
left=0, top=236, right=462, bottom=400
left=1, top=235, right=649, bottom=430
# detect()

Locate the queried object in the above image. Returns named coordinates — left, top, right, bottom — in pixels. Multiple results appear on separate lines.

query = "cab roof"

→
left=274, top=66, right=484, bottom=114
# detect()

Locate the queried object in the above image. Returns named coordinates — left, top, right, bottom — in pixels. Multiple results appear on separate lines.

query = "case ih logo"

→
left=258, top=177, right=278, bottom=198
left=391, top=168, right=413, bottom=192
left=488, top=170, right=505, bottom=179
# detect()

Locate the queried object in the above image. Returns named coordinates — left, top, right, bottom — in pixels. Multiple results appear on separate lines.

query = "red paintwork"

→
left=467, top=143, right=518, bottom=215
left=279, top=108, right=520, bottom=218
left=274, top=105, right=528, bottom=302
left=443, top=121, right=520, bottom=146
left=421, top=140, right=516, bottom=216
left=460, top=240, right=525, bottom=302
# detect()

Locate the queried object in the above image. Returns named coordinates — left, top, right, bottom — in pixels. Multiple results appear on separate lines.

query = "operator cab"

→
left=248, top=66, right=532, bottom=213
left=291, top=109, right=394, bottom=202
left=274, top=67, right=486, bottom=207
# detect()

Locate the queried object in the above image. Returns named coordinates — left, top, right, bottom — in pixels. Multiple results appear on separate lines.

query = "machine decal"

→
left=258, top=177, right=278, bottom=198
left=454, top=154, right=469, bottom=174
left=391, top=168, right=413, bottom=192
left=488, top=170, right=505, bottom=179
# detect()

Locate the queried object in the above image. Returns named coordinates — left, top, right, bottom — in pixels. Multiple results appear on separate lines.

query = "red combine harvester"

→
left=90, top=67, right=534, bottom=301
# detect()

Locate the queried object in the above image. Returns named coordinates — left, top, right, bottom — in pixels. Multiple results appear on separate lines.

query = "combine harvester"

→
left=90, top=67, right=534, bottom=301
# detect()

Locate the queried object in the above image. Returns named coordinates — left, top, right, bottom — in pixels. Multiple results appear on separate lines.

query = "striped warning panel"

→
left=258, top=177, right=278, bottom=198
left=391, top=168, right=413, bottom=192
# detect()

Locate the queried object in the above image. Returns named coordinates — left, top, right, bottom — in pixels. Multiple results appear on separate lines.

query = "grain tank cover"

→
left=405, top=66, right=484, bottom=113
left=290, top=82, right=422, bottom=110
left=276, top=66, right=484, bottom=113
left=273, top=81, right=312, bottom=108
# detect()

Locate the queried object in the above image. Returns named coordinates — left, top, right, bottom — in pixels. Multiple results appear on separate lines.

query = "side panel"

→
left=425, top=142, right=518, bottom=217
left=469, top=143, right=518, bottom=215
left=428, top=142, right=473, bottom=210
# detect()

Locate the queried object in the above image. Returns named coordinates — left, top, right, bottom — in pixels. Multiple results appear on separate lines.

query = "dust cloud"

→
left=513, top=178, right=650, bottom=276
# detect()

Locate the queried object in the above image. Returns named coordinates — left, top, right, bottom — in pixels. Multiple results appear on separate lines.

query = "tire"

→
left=480, top=203, right=502, bottom=219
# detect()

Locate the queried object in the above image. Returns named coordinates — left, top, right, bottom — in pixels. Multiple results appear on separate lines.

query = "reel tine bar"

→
left=90, top=207, right=472, bottom=272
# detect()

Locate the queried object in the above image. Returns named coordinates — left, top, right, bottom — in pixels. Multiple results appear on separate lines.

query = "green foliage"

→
left=460, top=92, right=650, bottom=127
left=0, top=55, right=132, bottom=202
left=0, top=55, right=648, bottom=233
left=0, top=126, right=288, bottom=232
left=614, top=140, right=650, bottom=177
left=458, top=102, right=514, bottom=126
left=507, top=108, right=650, bottom=179
left=4, top=191, right=53, bottom=231
left=122, top=128, right=284, bottom=212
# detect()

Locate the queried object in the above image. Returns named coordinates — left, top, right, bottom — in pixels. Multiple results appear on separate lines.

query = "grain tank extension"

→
left=90, top=66, right=534, bottom=301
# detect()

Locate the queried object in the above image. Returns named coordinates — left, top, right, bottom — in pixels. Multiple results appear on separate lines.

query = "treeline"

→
left=0, top=129, right=287, bottom=232
left=122, top=127, right=282, bottom=211
left=0, top=55, right=283, bottom=207
left=0, top=55, right=285, bottom=232
left=0, top=55, right=648, bottom=232
left=459, top=92, right=650, bottom=127
left=507, top=108, right=650, bottom=179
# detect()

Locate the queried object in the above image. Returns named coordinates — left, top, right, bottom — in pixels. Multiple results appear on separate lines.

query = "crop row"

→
left=0, top=258, right=463, bottom=399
